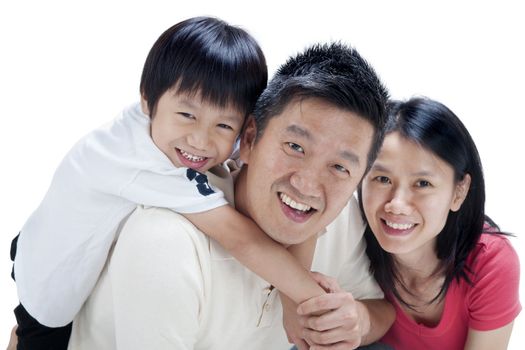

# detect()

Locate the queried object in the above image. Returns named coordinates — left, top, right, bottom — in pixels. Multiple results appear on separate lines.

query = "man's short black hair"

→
left=253, top=42, right=389, bottom=169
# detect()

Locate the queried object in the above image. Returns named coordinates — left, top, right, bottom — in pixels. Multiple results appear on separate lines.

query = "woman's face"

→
left=362, top=132, right=469, bottom=258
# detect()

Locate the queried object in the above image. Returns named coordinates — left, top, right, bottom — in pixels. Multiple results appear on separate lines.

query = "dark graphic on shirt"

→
left=186, top=168, right=215, bottom=196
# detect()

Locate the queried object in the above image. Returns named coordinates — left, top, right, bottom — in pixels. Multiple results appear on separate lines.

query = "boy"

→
left=12, top=16, right=326, bottom=349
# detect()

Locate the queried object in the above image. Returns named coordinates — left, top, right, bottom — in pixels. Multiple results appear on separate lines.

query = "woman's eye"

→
left=374, top=176, right=390, bottom=184
left=287, top=142, right=304, bottom=153
left=416, top=180, right=431, bottom=188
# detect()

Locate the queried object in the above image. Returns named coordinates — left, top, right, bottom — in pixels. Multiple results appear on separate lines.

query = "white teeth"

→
left=180, top=149, right=205, bottom=162
left=279, top=193, right=311, bottom=212
left=385, top=220, right=414, bottom=230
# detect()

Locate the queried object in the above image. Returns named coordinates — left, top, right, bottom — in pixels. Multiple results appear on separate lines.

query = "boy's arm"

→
left=280, top=237, right=318, bottom=348
left=183, top=205, right=326, bottom=304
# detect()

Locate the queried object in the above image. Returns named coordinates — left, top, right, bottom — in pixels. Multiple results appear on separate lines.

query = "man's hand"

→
left=296, top=272, right=369, bottom=349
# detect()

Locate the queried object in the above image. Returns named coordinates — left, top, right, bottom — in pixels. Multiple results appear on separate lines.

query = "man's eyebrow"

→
left=285, top=124, right=312, bottom=140
left=340, top=150, right=360, bottom=165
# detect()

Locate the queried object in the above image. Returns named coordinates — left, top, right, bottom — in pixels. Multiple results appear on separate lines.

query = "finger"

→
left=297, top=292, right=355, bottom=316
left=303, top=307, right=359, bottom=332
left=293, top=337, right=310, bottom=350
left=304, top=326, right=361, bottom=346
left=309, top=340, right=361, bottom=350
left=309, top=272, right=342, bottom=293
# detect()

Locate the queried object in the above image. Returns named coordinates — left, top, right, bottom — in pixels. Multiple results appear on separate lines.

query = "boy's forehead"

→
left=170, top=88, right=245, bottom=118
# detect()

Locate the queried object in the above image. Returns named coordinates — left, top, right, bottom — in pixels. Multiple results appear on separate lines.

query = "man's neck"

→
left=233, top=166, right=250, bottom=218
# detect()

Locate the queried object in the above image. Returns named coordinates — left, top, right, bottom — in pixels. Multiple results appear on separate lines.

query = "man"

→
left=67, top=42, right=393, bottom=349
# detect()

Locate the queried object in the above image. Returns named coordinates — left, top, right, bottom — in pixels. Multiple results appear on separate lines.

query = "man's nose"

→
left=384, top=188, right=413, bottom=215
left=289, top=167, right=323, bottom=198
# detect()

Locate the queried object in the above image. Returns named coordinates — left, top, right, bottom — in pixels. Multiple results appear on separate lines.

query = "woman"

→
left=359, top=97, right=521, bottom=349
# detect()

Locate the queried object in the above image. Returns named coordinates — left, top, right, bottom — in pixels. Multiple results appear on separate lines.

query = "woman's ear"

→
left=450, top=174, right=471, bottom=212
left=238, top=116, right=257, bottom=164
left=140, top=96, right=150, bottom=116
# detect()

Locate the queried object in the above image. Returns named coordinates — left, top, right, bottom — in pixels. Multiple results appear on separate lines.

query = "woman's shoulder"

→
left=474, top=232, right=516, bottom=256
left=468, top=232, right=519, bottom=280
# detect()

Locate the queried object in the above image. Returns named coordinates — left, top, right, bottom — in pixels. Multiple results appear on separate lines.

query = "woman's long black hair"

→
left=358, top=97, right=503, bottom=308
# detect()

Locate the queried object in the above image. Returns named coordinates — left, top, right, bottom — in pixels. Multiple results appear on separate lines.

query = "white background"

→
left=1, top=0, right=523, bottom=348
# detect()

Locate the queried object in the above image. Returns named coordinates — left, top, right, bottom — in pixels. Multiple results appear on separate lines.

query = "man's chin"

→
left=272, top=233, right=314, bottom=246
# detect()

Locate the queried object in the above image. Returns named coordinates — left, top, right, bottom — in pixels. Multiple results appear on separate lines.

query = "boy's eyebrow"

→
left=221, top=114, right=244, bottom=123
left=177, top=98, right=200, bottom=109
left=176, top=97, right=243, bottom=122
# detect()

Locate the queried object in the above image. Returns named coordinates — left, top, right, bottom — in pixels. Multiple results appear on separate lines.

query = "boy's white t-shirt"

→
left=14, top=102, right=228, bottom=327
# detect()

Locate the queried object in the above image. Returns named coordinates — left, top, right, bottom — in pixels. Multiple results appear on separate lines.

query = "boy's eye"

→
left=178, top=112, right=195, bottom=119
left=286, top=142, right=304, bottom=154
left=217, top=123, right=234, bottom=131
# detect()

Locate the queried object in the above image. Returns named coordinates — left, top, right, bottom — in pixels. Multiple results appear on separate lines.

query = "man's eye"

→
left=287, top=142, right=304, bottom=153
left=333, top=164, right=349, bottom=174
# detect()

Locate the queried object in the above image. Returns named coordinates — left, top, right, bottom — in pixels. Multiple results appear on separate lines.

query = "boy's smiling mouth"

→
left=176, top=148, right=210, bottom=170
left=178, top=148, right=207, bottom=162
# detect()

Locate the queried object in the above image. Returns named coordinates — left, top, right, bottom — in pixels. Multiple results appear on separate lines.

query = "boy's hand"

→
left=6, top=325, right=17, bottom=350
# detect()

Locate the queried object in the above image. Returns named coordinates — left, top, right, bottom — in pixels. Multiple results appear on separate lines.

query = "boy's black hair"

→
left=140, top=16, right=267, bottom=117
left=252, top=42, right=389, bottom=169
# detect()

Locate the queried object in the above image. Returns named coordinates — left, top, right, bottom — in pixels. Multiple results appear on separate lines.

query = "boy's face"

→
left=144, top=89, right=244, bottom=172
left=238, top=98, right=375, bottom=245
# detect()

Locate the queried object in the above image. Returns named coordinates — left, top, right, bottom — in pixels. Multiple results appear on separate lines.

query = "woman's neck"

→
left=393, top=245, right=447, bottom=326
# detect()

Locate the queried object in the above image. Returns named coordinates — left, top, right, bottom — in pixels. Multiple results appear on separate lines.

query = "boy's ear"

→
left=450, top=174, right=471, bottom=212
left=239, top=116, right=257, bottom=164
left=140, top=96, right=150, bottom=116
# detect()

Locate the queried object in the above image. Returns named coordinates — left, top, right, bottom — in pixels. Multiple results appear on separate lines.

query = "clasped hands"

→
left=282, top=272, right=368, bottom=350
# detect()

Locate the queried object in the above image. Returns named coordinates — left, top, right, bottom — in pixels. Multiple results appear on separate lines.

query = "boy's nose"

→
left=187, top=129, right=210, bottom=151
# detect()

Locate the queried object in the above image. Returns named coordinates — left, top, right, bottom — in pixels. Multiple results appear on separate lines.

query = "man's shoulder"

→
left=118, top=205, right=211, bottom=250
left=325, top=194, right=364, bottom=236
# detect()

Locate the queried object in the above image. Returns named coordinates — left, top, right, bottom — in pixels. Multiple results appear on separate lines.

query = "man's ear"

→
left=450, top=174, right=471, bottom=212
left=140, top=95, right=150, bottom=116
left=239, top=116, right=257, bottom=164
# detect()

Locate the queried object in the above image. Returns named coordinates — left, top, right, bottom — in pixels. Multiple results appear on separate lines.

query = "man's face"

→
left=238, top=97, right=375, bottom=245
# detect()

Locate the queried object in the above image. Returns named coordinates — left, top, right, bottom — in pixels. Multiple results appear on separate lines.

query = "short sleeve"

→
left=121, top=168, right=228, bottom=214
left=467, top=235, right=521, bottom=331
